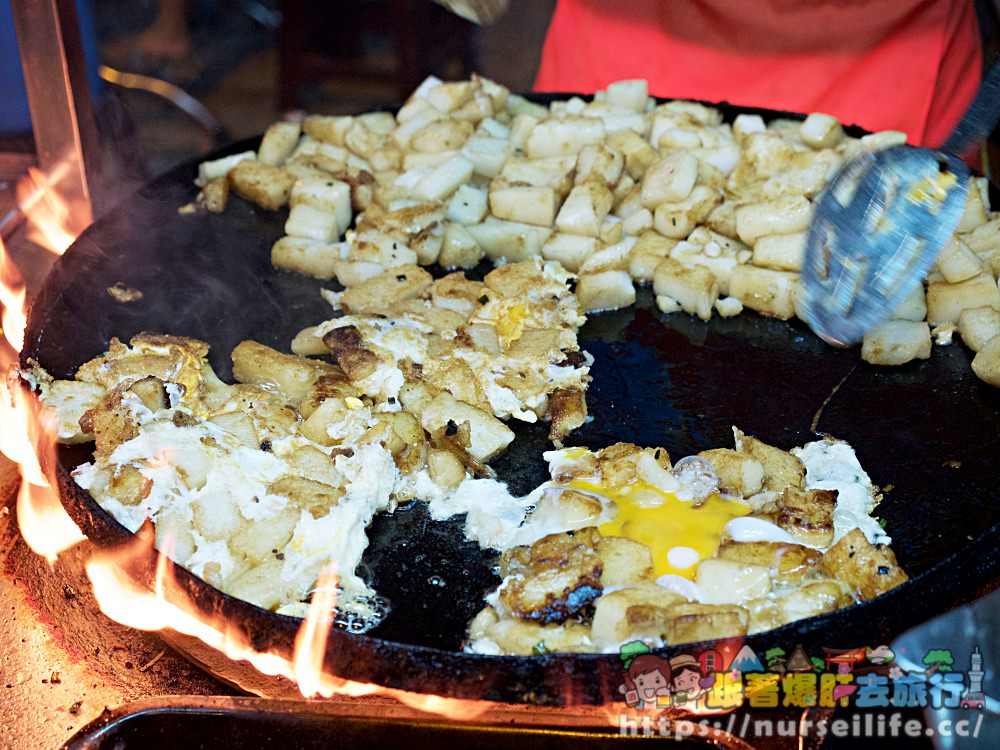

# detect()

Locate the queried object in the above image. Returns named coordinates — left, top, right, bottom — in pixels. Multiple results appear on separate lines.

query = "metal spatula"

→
left=799, top=62, right=1000, bottom=346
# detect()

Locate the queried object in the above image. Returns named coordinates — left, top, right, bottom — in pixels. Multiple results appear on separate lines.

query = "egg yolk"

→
left=495, top=301, right=526, bottom=348
left=569, top=479, right=751, bottom=579
left=132, top=343, right=206, bottom=414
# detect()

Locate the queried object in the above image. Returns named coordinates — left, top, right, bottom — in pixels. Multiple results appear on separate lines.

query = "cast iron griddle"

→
left=23, top=102, right=1000, bottom=704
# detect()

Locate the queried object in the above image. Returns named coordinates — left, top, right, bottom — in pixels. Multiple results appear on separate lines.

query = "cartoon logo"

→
left=615, top=641, right=989, bottom=711
left=866, top=645, right=895, bottom=665
left=618, top=642, right=672, bottom=709
left=959, top=646, right=985, bottom=710
left=669, top=653, right=715, bottom=708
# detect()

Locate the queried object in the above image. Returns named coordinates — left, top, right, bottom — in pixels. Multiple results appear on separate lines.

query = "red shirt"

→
left=535, top=0, right=981, bottom=146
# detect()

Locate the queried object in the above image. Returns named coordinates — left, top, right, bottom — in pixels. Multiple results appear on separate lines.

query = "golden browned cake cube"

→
left=820, top=527, right=908, bottom=601
left=664, top=602, right=749, bottom=644
left=777, top=487, right=837, bottom=547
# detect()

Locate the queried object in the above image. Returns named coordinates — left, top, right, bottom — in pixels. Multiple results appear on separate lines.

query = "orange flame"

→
left=0, top=239, right=27, bottom=353
left=85, top=525, right=491, bottom=717
left=16, top=165, right=80, bottom=254
left=2, top=165, right=87, bottom=562
left=3, top=382, right=87, bottom=562
left=294, top=565, right=339, bottom=698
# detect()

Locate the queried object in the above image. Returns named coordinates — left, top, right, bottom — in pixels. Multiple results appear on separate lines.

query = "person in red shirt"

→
left=534, top=0, right=982, bottom=147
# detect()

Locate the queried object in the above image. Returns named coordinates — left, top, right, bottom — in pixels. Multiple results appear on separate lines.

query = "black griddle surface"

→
left=23, top=118, right=1000, bottom=702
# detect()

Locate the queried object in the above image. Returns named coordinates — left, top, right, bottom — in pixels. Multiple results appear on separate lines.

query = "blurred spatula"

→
left=799, top=61, right=1000, bottom=346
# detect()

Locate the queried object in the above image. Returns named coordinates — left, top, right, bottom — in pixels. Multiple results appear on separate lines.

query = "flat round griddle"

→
left=22, top=101, right=1000, bottom=705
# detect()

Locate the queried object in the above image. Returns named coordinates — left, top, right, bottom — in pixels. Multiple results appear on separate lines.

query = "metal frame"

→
left=8, top=0, right=99, bottom=229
